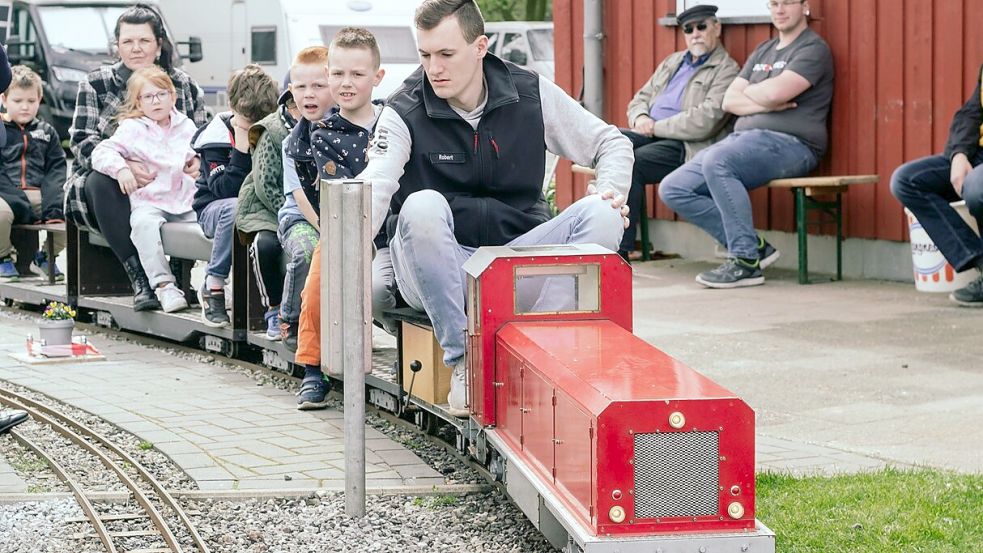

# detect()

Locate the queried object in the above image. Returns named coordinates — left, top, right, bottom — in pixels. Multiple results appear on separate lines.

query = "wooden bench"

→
left=11, top=222, right=66, bottom=285
left=570, top=165, right=879, bottom=283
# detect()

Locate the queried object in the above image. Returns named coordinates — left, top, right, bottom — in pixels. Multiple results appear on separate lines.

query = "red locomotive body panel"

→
left=467, top=250, right=631, bottom=427
left=495, top=320, right=756, bottom=536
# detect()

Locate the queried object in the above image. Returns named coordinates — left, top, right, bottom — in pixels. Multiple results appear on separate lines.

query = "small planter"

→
left=37, top=318, right=75, bottom=346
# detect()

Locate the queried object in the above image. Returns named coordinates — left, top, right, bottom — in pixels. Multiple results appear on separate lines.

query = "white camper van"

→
left=160, top=0, right=421, bottom=107
left=484, top=21, right=554, bottom=81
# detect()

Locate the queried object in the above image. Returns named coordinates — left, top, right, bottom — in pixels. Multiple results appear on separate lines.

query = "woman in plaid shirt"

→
left=65, top=3, right=207, bottom=311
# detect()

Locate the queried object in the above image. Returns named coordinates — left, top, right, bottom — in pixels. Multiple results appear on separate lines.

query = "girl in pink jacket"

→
left=92, top=67, right=199, bottom=312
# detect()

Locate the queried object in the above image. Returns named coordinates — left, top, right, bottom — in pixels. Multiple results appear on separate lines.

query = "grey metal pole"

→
left=321, top=178, right=371, bottom=517
left=583, top=0, right=604, bottom=117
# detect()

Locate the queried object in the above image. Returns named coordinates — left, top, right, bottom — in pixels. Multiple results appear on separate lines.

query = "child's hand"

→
left=231, top=113, right=253, bottom=154
left=184, top=156, right=201, bottom=179
left=124, top=159, right=156, bottom=186
left=117, top=168, right=140, bottom=195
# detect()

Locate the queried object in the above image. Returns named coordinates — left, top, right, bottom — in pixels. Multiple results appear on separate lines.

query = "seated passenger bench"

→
left=68, top=219, right=250, bottom=351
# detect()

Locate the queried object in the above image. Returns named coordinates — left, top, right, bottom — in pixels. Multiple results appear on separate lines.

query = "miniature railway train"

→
left=1, top=221, right=775, bottom=552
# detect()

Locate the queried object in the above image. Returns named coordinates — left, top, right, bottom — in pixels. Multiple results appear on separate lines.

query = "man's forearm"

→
left=742, top=81, right=787, bottom=109
left=723, top=90, right=772, bottom=116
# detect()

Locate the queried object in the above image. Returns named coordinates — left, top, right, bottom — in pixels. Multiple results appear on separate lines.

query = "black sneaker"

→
left=696, top=258, right=765, bottom=289
left=757, top=236, right=781, bottom=269
left=949, top=272, right=983, bottom=307
left=199, top=286, right=230, bottom=327
left=297, top=376, right=330, bottom=410
left=280, top=321, right=298, bottom=352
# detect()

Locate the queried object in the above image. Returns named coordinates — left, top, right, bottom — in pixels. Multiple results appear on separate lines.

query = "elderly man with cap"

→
left=233, top=79, right=301, bottom=340
left=619, top=4, right=739, bottom=261
left=660, top=0, right=833, bottom=288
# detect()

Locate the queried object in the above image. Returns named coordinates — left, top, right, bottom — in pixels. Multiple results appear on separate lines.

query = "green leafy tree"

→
left=476, top=0, right=550, bottom=21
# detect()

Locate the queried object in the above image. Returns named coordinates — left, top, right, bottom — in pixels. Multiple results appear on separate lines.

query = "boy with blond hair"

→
left=292, top=28, right=386, bottom=409
left=276, top=46, right=334, bottom=352
left=192, top=64, right=279, bottom=326
left=0, top=65, right=67, bottom=281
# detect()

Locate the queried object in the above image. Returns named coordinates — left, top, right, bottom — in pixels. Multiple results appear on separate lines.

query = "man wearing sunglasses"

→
left=621, top=4, right=739, bottom=262
left=660, top=0, right=833, bottom=288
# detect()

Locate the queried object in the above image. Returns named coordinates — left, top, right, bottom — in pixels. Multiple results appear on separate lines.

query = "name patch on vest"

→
left=429, top=152, right=466, bottom=164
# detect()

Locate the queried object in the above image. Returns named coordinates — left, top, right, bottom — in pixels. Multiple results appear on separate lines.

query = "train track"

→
left=0, top=386, right=209, bottom=553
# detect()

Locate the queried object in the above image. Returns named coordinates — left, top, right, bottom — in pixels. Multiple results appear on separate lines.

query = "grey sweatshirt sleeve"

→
left=539, top=75, right=633, bottom=198
left=357, top=106, right=411, bottom=238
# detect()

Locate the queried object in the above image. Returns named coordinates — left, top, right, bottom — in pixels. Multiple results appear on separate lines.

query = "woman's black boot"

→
left=123, top=255, right=161, bottom=311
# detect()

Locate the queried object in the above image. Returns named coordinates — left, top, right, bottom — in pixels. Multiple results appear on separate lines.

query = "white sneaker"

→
left=446, top=360, right=468, bottom=417
left=157, top=283, right=189, bottom=313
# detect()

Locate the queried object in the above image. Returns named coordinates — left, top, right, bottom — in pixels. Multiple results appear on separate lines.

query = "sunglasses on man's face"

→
left=683, top=22, right=709, bottom=34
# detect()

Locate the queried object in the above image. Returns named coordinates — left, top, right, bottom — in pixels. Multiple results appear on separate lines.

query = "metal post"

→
left=322, top=178, right=372, bottom=517
left=583, top=0, right=604, bottom=117
left=795, top=189, right=808, bottom=285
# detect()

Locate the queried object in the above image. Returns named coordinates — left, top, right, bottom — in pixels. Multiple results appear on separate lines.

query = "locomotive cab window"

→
left=513, top=264, right=600, bottom=314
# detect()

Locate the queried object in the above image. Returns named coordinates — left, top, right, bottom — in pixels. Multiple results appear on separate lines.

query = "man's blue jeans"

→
left=890, top=152, right=983, bottom=272
left=198, top=197, right=237, bottom=279
left=389, top=190, right=623, bottom=367
left=659, top=129, right=818, bottom=259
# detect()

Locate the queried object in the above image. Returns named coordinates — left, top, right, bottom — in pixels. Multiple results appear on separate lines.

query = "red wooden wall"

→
left=553, top=0, right=983, bottom=242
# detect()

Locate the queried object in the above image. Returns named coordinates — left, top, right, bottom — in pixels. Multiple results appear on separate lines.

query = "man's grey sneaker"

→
left=199, top=286, right=230, bottom=327
left=949, top=272, right=983, bottom=307
left=757, top=237, right=781, bottom=269
left=696, top=258, right=765, bottom=289
left=297, top=376, right=330, bottom=410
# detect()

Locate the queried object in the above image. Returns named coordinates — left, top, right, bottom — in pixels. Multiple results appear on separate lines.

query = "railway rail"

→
left=0, top=386, right=209, bottom=553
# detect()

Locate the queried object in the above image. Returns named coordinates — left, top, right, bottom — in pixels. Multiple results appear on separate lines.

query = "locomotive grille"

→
left=633, top=432, right=719, bottom=518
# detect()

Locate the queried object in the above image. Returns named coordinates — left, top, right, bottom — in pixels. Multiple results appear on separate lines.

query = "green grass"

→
left=756, top=468, right=983, bottom=552
left=137, top=440, right=154, bottom=451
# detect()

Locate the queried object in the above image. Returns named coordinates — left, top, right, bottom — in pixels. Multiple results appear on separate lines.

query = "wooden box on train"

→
left=400, top=321, right=452, bottom=404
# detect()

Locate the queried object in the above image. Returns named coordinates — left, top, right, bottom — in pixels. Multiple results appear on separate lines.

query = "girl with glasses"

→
left=64, top=3, right=207, bottom=312
left=89, top=67, right=199, bottom=313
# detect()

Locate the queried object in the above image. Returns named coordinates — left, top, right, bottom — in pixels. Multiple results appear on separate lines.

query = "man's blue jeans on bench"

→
left=389, top=190, right=623, bottom=368
left=890, top=152, right=983, bottom=272
left=659, top=129, right=818, bottom=260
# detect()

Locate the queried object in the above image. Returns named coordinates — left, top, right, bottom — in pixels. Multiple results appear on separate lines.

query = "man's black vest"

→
left=386, top=54, right=550, bottom=247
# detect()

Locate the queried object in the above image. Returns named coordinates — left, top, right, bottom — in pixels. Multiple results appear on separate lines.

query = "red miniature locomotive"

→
left=461, top=244, right=774, bottom=551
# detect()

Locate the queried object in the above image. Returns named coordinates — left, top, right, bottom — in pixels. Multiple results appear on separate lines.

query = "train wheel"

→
left=224, top=341, right=240, bottom=358
left=421, top=411, right=440, bottom=436
left=2, top=297, right=13, bottom=307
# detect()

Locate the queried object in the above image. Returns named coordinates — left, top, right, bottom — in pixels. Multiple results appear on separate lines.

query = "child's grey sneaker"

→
left=696, top=259, right=765, bottom=289
left=757, top=237, right=781, bottom=269
left=199, top=286, right=230, bottom=327
left=33, top=251, right=64, bottom=281
left=949, top=273, right=983, bottom=307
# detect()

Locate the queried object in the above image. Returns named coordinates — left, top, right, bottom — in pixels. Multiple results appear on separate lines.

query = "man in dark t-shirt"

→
left=660, top=0, right=833, bottom=288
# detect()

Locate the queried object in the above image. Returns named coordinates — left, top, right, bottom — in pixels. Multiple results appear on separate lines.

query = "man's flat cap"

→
left=677, top=4, right=718, bottom=25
